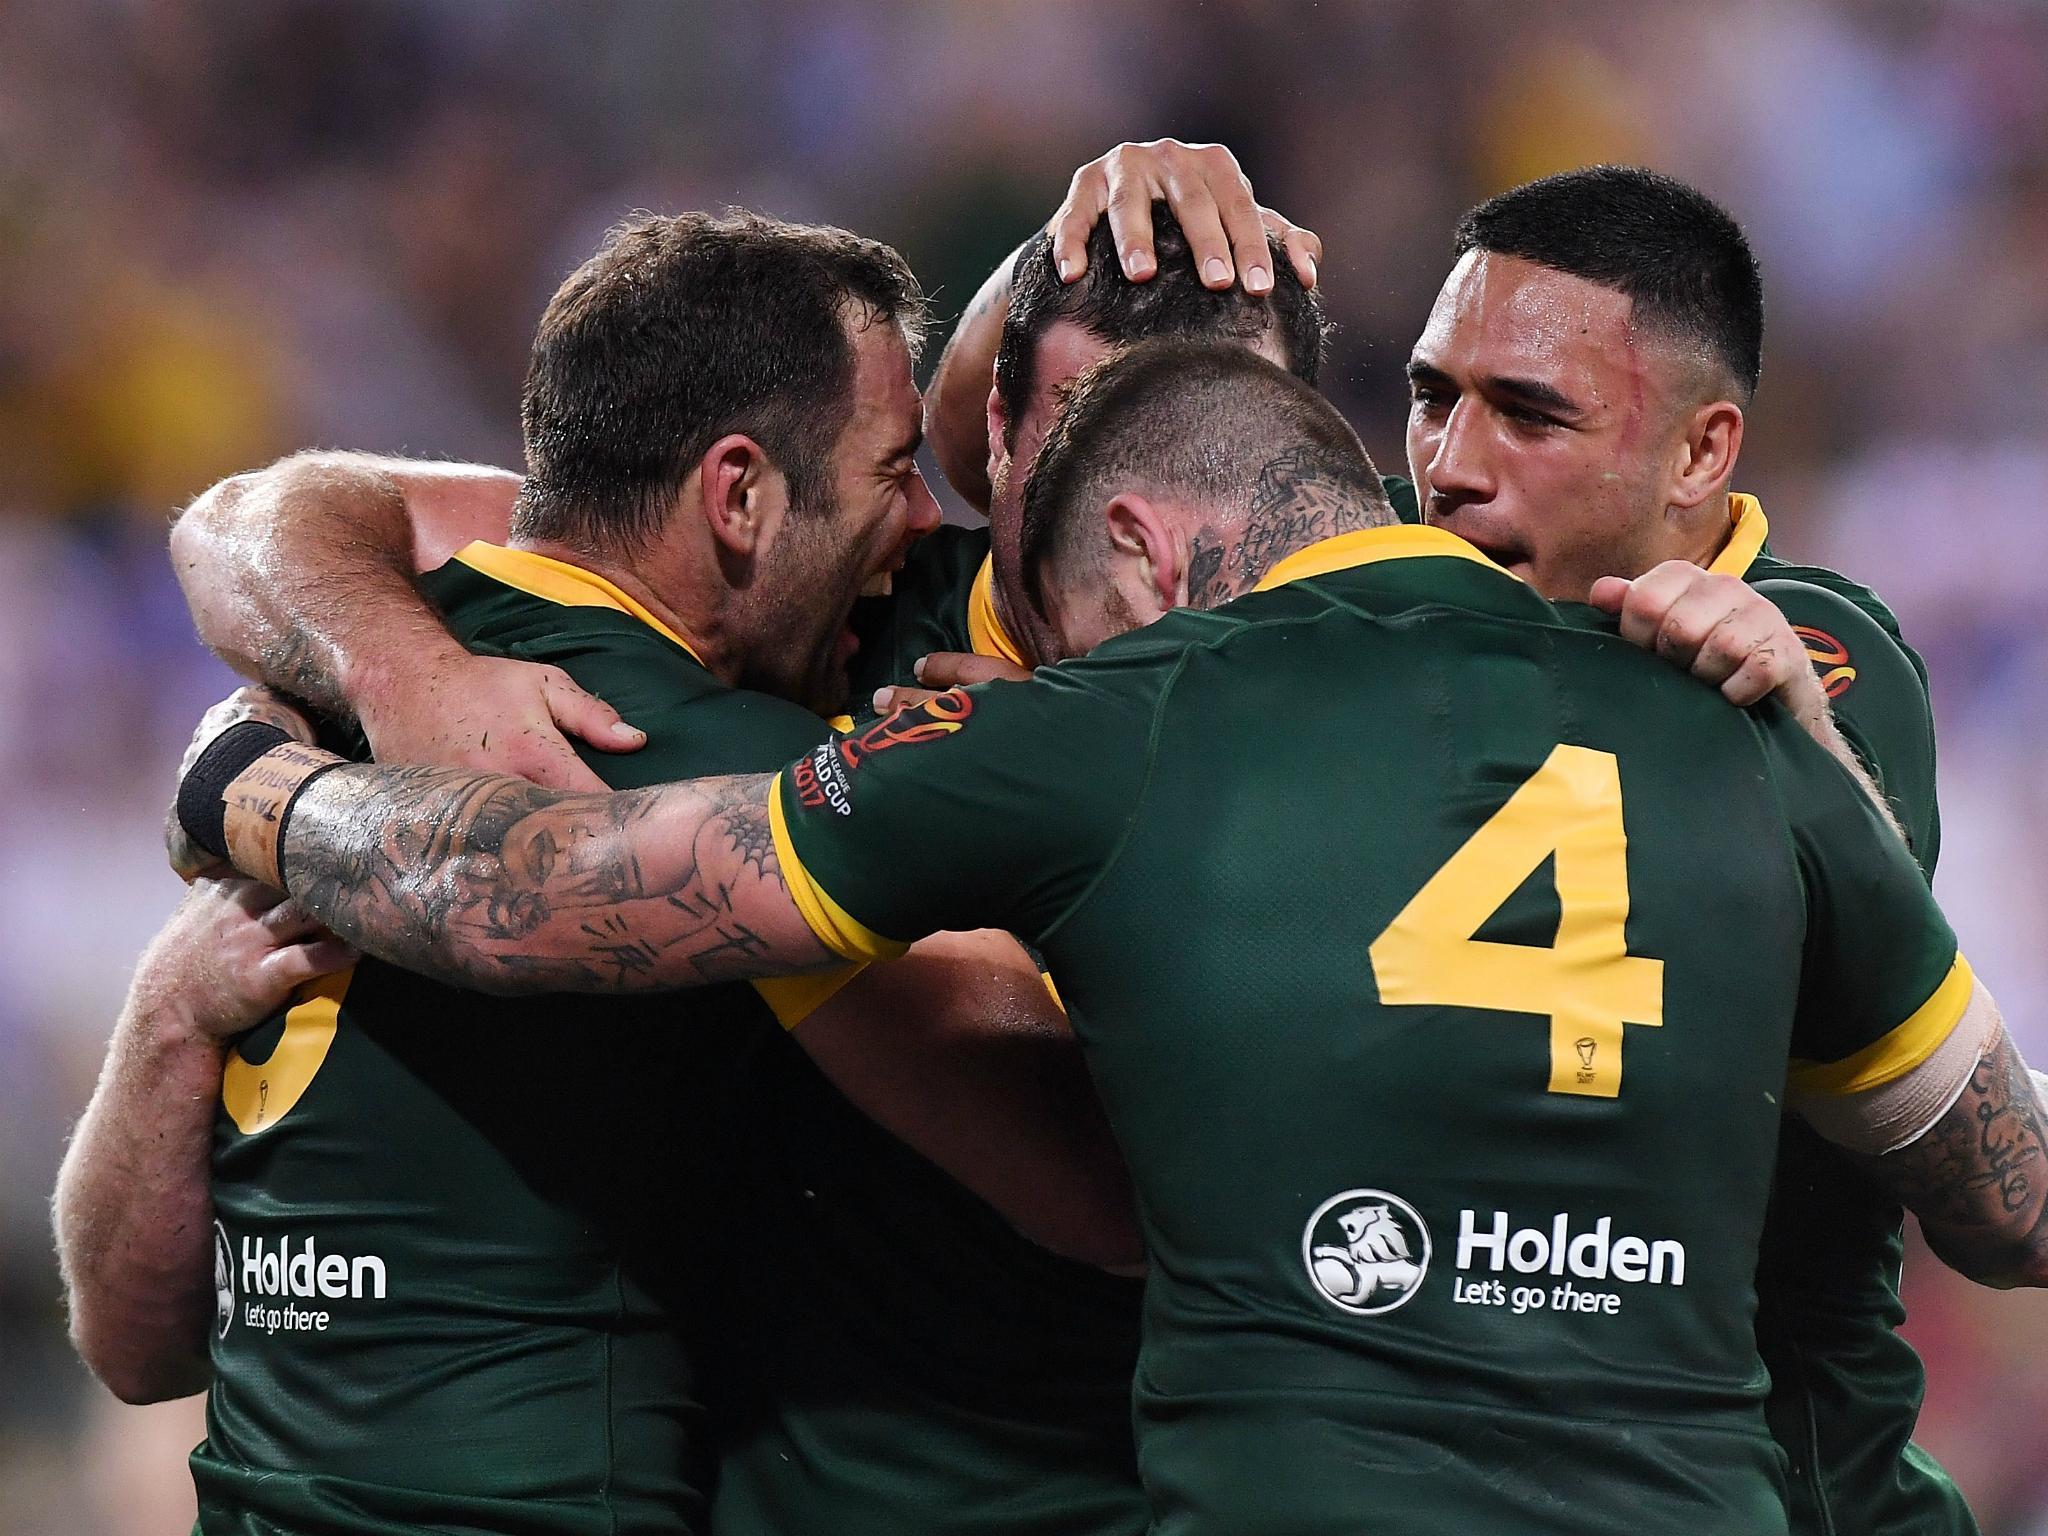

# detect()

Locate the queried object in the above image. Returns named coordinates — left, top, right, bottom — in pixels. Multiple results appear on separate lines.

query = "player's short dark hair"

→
left=514, top=210, right=928, bottom=551
left=1454, top=166, right=1763, bottom=401
left=994, top=202, right=1331, bottom=448
left=1020, top=338, right=1386, bottom=615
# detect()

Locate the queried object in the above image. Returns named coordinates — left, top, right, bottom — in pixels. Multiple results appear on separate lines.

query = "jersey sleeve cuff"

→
left=751, top=966, right=866, bottom=1030
left=1789, top=952, right=1975, bottom=1097
left=767, top=772, right=910, bottom=964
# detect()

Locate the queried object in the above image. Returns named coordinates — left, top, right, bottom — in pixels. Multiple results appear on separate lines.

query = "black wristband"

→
left=177, top=721, right=294, bottom=860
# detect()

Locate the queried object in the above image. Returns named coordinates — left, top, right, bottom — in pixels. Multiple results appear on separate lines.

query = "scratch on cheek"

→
left=1616, top=308, right=1645, bottom=458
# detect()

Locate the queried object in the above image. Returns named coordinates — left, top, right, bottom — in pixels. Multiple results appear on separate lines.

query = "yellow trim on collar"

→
left=1707, top=494, right=1770, bottom=579
left=966, top=556, right=1029, bottom=666
left=1788, top=953, right=1975, bottom=1097
left=1251, top=524, right=1517, bottom=593
left=452, top=542, right=705, bottom=664
left=768, top=772, right=909, bottom=965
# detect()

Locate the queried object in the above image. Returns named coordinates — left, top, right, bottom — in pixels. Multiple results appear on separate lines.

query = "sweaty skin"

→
left=1406, top=250, right=1739, bottom=602
left=195, top=590, right=2048, bottom=1301
left=55, top=880, right=355, bottom=1402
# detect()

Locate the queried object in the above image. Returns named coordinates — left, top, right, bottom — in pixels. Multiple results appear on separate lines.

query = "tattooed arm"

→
left=265, top=762, right=834, bottom=995
left=1797, top=986, right=2048, bottom=1288
left=1865, top=1017, right=2048, bottom=1288
left=171, top=453, right=635, bottom=792
left=188, top=747, right=1139, bottom=1263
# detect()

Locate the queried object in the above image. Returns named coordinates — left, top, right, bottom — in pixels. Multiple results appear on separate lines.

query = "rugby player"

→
left=851, top=167, right=1331, bottom=686
left=159, top=154, right=1325, bottom=1536
left=171, top=340, right=2048, bottom=1534
left=914, top=153, right=1962, bottom=1535
left=71, top=211, right=1143, bottom=1535
left=163, top=140, right=1962, bottom=1528
left=1403, top=166, right=1961, bottom=1535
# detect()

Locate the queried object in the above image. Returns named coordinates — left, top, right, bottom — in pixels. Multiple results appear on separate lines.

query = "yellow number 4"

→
left=1369, top=745, right=1663, bottom=1098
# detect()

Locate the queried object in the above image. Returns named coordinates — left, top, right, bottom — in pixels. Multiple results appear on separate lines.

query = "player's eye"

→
left=1409, top=385, right=1449, bottom=410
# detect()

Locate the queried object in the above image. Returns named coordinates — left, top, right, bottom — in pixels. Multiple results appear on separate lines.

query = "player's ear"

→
left=697, top=434, right=783, bottom=558
left=1103, top=493, right=1181, bottom=621
left=985, top=378, right=1010, bottom=484
left=1667, top=399, right=1744, bottom=513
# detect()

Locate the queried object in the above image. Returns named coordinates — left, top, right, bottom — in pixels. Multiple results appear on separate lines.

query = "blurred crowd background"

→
left=3, top=0, right=2046, bottom=1530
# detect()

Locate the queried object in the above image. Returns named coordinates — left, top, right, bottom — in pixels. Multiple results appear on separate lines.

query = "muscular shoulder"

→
left=422, top=559, right=834, bottom=789
left=1746, top=551, right=1907, bottom=644
left=1747, top=574, right=1939, bottom=875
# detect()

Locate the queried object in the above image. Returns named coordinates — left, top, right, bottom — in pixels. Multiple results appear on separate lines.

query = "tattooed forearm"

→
left=279, top=766, right=833, bottom=995
left=1187, top=446, right=1391, bottom=608
left=1865, top=1025, right=2048, bottom=1287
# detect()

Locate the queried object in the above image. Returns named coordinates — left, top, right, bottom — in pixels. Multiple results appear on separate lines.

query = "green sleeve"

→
left=1751, top=578, right=1939, bottom=878
left=772, top=653, right=1164, bottom=960
left=1759, top=710, right=1967, bottom=1097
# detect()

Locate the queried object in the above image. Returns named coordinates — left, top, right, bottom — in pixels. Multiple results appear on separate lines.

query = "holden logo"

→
left=213, top=1221, right=235, bottom=1339
left=1303, top=1189, right=1431, bottom=1316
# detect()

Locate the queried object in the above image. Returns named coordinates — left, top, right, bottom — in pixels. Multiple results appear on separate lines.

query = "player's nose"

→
left=1423, top=398, right=1494, bottom=504
left=905, top=466, right=942, bottom=536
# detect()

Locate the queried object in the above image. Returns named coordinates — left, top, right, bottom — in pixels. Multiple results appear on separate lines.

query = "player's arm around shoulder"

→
left=171, top=453, right=637, bottom=793
left=53, top=881, right=354, bottom=1402
left=765, top=673, right=1164, bottom=1266
left=1766, top=711, right=2048, bottom=1289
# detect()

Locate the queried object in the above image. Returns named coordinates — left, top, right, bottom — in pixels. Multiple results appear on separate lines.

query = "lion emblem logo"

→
left=213, top=1221, right=235, bottom=1339
left=1303, top=1189, right=1431, bottom=1315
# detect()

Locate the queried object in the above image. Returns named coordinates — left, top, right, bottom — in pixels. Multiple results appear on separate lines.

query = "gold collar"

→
left=1707, top=494, right=1769, bottom=579
left=1252, top=523, right=1516, bottom=593
left=966, top=555, right=1029, bottom=665
left=452, top=542, right=705, bottom=664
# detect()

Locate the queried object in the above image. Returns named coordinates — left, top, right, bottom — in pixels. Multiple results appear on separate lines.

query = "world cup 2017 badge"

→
left=1303, top=1189, right=1431, bottom=1316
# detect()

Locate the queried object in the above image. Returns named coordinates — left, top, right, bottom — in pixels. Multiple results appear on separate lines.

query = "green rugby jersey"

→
left=770, top=524, right=1974, bottom=1536
left=195, top=543, right=857, bottom=1536
left=755, top=522, right=1148, bottom=1536
left=1714, top=503, right=1970, bottom=1536
left=1395, top=488, right=1969, bottom=1534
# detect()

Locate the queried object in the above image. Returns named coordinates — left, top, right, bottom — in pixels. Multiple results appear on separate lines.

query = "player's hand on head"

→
left=357, top=653, right=644, bottom=793
left=167, top=686, right=319, bottom=881
left=1590, top=562, right=1829, bottom=727
left=1050, top=139, right=1320, bottom=294
left=137, top=878, right=357, bottom=1042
